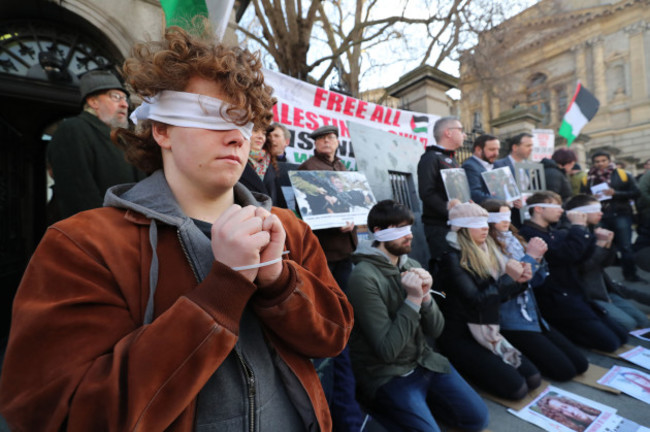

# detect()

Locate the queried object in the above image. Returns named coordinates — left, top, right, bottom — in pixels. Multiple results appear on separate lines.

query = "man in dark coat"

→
left=48, top=70, right=144, bottom=219
left=298, top=124, right=364, bottom=431
left=581, top=150, right=642, bottom=282
left=417, top=116, right=466, bottom=270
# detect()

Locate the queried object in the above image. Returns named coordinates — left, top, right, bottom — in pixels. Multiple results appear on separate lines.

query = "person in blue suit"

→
left=462, top=134, right=501, bottom=204
left=494, top=132, right=532, bottom=227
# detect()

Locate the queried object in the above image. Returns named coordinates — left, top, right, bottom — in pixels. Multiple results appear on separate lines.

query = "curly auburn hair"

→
left=112, top=26, right=276, bottom=174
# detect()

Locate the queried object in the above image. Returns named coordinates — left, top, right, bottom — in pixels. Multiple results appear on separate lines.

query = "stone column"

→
left=573, top=43, right=588, bottom=85
left=626, top=21, right=648, bottom=101
left=591, top=37, right=607, bottom=105
left=550, top=87, right=558, bottom=126
left=482, top=90, right=490, bottom=133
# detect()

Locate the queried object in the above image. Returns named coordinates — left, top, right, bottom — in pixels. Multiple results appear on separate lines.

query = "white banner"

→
left=263, top=69, right=440, bottom=169
left=531, top=129, right=555, bottom=162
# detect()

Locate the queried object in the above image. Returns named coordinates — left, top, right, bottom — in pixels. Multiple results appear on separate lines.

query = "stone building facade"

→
left=458, top=0, right=650, bottom=169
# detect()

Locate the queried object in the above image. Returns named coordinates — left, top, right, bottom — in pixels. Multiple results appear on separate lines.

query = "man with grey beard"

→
left=47, top=70, right=144, bottom=219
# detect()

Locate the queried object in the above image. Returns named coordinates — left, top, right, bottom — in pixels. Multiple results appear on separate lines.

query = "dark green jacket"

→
left=347, top=242, right=450, bottom=401
left=48, top=111, right=144, bottom=219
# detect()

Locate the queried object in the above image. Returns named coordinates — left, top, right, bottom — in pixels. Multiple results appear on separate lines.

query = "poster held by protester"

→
left=531, top=129, right=555, bottom=162
left=630, top=328, right=650, bottom=342
left=289, top=170, right=376, bottom=230
left=482, top=167, right=522, bottom=203
left=441, top=168, right=471, bottom=203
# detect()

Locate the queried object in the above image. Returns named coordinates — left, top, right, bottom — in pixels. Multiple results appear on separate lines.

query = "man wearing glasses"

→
left=417, top=116, right=467, bottom=273
left=47, top=70, right=144, bottom=219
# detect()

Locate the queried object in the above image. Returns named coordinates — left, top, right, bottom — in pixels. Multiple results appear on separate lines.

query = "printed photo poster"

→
left=630, top=328, right=650, bottom=342
left=598, top=366, right=650, bottom=405
left=263, top=69, right=440, bottom=169
left=600, top=415, right=650, bottom=432
left=509, top=386, right=616, bottom=432
left=619, top=346, right=650, bottom=371
left=289, top=170, right=377, bottom=230
left=531, top=129, right=555, bottom=162
left=482, top=167, right=522, bottom=202
left=441, top=168, right=471, bottom=203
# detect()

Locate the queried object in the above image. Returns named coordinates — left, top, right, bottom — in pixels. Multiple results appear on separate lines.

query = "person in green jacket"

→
left=347, top=199, right=489, bottom=432
left=47, top=70, right=144, bottom=220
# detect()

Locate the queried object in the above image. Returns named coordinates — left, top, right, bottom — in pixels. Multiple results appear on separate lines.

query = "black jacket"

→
left=580, top=168, right=639, bottom=216
left=238, top=162, right=287, bottom=208
left=438, top=249, right=525, bottom=324
left=541, top=158, right=572, bottom=202
left=417, top=145, right=459, bottom=225
left=519, top=221, right=598, bottom=320
left=47, top=111, right=145, bottom=219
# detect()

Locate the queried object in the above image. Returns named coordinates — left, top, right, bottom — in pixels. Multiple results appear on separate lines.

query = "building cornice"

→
left=386, top=65, right=458, bottom=97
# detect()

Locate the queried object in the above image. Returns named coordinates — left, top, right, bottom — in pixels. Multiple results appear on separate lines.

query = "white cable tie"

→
left=231, top=251, right=290, bottom=271
left=429, top=289, right=446, bottom=298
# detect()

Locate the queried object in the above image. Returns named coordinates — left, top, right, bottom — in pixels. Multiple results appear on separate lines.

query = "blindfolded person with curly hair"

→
left=0, top=26, right=353, bottom=432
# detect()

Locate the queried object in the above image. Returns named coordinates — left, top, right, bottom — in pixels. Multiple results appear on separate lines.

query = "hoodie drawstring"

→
left=144, top=219, right=159, bottom=325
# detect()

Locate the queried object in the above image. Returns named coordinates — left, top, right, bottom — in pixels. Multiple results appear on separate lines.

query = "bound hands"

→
left=211, top=205, right=286, bottom=288
left=401, top=268, right=434, bottom=306
left=595, top=227, right=614, bottom=248
left=505, top=259, right=533, bottom=283
left=525, top=237, right=547, bottom=260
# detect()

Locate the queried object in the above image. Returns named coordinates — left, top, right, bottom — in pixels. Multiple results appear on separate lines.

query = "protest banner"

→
left=263, top=69, right=440, bottom=169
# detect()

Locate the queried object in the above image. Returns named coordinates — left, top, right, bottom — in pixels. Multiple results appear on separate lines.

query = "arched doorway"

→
left=0, top=10, right=125, bottom=338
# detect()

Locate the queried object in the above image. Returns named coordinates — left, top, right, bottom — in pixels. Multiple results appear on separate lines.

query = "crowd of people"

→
left=2, top=26, right=650, bottom=432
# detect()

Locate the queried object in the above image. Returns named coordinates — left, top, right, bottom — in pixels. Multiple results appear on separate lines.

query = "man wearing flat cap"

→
left=298, top=125, right=365, bottom=431
left=299, top=125, right=357, bottom=287
left=47, top=69, right=144, bottom=220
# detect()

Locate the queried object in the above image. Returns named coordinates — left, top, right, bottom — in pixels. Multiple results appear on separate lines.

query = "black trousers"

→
left=501, top=327, right=588, bottom=381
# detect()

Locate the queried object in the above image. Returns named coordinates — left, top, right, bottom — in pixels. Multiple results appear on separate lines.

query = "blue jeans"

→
left=594, top=293, right=650, bottom=331
left=601, top=214, right=637, bottom=278
left=372, top=366, right=489, bottom=432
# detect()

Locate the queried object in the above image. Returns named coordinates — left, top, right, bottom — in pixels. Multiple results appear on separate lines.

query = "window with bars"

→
left=389, top=171, right=420, bottom=212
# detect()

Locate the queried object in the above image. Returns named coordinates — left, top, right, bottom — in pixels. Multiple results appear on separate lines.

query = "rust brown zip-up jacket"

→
left=0, top=188, right=353, bottom=431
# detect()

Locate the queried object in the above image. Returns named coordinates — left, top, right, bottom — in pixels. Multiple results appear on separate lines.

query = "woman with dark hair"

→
left=482, top=199, right=588, bottom=381
left=437, top=202, right=542, bottom=400
left=238, top=126, right=287, bottom=208
left=541, top=148, right=575, bottom=201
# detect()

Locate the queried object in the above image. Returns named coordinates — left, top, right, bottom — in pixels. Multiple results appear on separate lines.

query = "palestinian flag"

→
left=558, top=82, right=599, bottom=146
left=159, top=0, right=234, bottom=38
left=411, top=115, right=429, bottom=134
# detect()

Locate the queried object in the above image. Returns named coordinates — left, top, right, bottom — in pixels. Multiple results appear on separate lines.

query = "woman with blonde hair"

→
left=482, top=199, right=588, bottom=382
left=437, top=202, right=542, bottom=400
